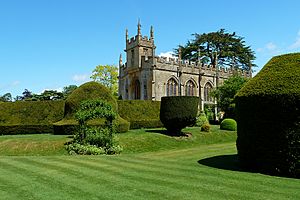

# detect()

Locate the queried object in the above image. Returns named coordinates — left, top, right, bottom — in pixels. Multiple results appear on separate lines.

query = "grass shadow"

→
left=145, top=129, right=191, bottom=137
left=199, top=154, right=300, bottom=179
left=198, top=154, right=246, bottom=172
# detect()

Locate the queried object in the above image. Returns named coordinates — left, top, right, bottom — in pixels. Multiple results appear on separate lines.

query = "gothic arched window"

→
left=204, top=82, right=213, bottom=102
left=185, top=80, right=196, bottom=96
left=166, top=78, right=178, bottom=96
left=134, top=79, right=140, bottom=99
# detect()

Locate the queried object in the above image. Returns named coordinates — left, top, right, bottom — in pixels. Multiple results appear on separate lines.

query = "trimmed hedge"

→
left=53, top=116, right=129, bottom=135
left=220, top=118, right=237, bottom=131
left=118, top=100, right=163, bottom=129
left=0, top=125, right=54, bottom=135
left=64, top=82, right=117, bottom=119
left=54, top=82, right=129, bottom=134
left=235, top=53, right=300, bottom=178
left=160, top=96, right=199, bottom=135
left=0, top=101, right=64, bottom=134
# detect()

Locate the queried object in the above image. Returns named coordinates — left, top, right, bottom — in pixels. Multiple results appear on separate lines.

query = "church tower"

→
left=125, top=20, right=156, bottom=69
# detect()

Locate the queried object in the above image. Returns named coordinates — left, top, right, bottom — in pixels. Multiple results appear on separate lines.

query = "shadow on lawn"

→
left=199, top=155, right=300, bottom=179
left=198, top=154, right=246, bottom=172
left=145, top=129, right=191, bottom=137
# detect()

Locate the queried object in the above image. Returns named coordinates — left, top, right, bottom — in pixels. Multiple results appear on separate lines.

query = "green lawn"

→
left=0, top=126, right=299, bottom=199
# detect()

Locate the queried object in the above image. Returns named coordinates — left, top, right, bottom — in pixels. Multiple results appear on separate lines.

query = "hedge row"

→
left=118, top=100, right=163, bottom=129
left=0, top=101, right=64, bottom=134
left=0, top=125, right=54, bottom=135
left=0, top=83, right=167, bottom=135
left=0, top=101, right=64, bottom=125
left=53, top=116, right=130, bottom=135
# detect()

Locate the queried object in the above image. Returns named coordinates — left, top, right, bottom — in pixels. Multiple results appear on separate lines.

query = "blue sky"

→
left=1, top=0, right=300, bottom=97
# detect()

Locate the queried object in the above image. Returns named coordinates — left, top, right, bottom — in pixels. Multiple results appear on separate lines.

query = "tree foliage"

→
left=211, top=75, right=248, bottom=118
left=62, top=85, right=77, bottom=99
left=0, top=93, right=12, bottom=102
left=177, top=29, right=256, bottom=71
left=90, top=65, right=118, bottom=96
left=13, top=85, right=77, bottom=101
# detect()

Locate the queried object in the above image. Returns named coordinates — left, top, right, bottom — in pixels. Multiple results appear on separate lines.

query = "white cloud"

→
left=256, top=48, right=263, bottom=53
left=0, top=80, right=20, bottom=90
left=289, top=30, right=300, bottom=49
left=72, top=74, right=90, bottom=82
left=11, top=80, right=20, bottom=87
left=158, top=51, right=176, bottom=58
left=256, top=42, right=280, bottom=55
left=266, top=42, right=277, bottom=50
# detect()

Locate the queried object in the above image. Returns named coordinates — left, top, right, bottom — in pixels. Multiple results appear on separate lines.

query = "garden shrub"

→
left=235, top=53, right=300, bottom=178
left=204, top=104, right=216, bottom=124
left=220, top=118, right=237, bottom=131
left=66, top=143, right=106, bottom=155
left=195, top=112, right=209, bottom=127
left=160, top=96, right=198, bottom=135
left=0, top=101, right=64, bottom=134
left=64, top=81, right=117, bottom=119
left=201, top=123, right=210, bottom=132
left=53, top=116, right=129, bottom=134
left=118, top=100, right=163, bottom=129
left=54, top=82, right=129, bottom=134
left=65, top=99, right=122, bottom=155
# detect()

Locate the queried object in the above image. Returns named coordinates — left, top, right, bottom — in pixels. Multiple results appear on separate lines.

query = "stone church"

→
left=118, top=22, right=251, bottom=110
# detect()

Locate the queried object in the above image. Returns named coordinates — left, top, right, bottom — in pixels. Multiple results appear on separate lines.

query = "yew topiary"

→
left=54, top=82, right=129, bottom=134
left=160, top=96, right=198, bottom=135
left=235, top=53, right=300, bottom=178
left=220, top=118, right=237, bottom=131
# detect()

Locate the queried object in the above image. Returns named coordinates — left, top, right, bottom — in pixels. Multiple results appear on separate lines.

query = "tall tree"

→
left=22, top=89, right=33, bottom=100
left=63, top=85, right=78, bottom=99
left=90, top=65, right=118, bottom=96
left=0, top=93, right=12, bottom=102
left=177, top=29, right=256, bottom=71
left=40, top=90, right=64, bottom=100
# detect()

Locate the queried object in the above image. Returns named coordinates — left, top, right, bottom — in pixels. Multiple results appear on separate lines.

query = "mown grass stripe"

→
left=0, top=158, right=107, bottom=200
left=90, top=156, right=300, bottom=199
left=42, top=156, right=212, bottom=199
left=3, top=157, right=186, bottom=200
left=45, top=157, right=232, bottom=200
left=0, top=170, right=37, bottom=200
left=44, top=156, right=291, bottom=200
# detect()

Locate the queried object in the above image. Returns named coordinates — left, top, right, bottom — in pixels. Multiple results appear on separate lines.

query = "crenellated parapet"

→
left=154, top=56, right=251, bottom=78
left=126, top=35, right=154, bottom=50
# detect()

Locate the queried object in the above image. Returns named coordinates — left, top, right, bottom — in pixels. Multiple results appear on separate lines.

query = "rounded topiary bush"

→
left=53, top=82, right=129, bottom=134
left=235, top=53, right=300, bottom=178
left=160, top=96, right=198, bottom=135
left=220, top=118, right=237, bottom=131
left=64, top=81, right=117, bottom=119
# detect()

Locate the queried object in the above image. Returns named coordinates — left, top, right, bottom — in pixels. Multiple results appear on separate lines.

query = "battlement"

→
left=126, top=35, right=154, bottom=47
left=153, top=56, right=251, bottom=77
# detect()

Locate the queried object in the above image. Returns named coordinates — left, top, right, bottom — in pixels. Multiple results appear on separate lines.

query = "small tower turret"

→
left=137, top=19, right=141, bottom=36
left=125, top=21, right=156, bottom=69
left=125, top=28, right=128, bottom=41
left=150, top=26, right=154, bottom=40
